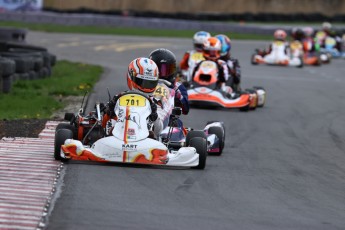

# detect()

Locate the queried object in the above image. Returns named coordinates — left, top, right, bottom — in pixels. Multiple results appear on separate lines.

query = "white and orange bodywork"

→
left=188, top=61, right=265, bottom=109
left=60, top=93, right=200, bottom=167
left=253, top=41, right=303, bottom=67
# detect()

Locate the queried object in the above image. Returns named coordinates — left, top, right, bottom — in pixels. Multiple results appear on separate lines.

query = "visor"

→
left=157, top=63, right=176, bottom=78
left=204, top=50, right=220, bottom=57
left=134, top=76, right=158, bottom=92
left=194, top=44, right=204, bottom=51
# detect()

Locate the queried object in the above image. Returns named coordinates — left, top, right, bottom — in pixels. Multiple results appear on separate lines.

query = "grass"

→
left=0, top=20, right=273, bottom=40
left=0, top=60, right=103, bottom=120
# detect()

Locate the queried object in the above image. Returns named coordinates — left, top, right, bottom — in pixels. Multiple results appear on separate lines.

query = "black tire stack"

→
left=0, top=27, right=57, bottom=93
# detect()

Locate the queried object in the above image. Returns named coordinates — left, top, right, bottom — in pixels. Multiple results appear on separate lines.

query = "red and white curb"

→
left=0, top=121, right=63, bottom=230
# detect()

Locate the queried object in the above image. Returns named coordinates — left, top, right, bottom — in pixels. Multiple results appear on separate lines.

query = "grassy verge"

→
left=0, top=20, right=273, bottom=40
left=0, top=60, right=103, bottom=120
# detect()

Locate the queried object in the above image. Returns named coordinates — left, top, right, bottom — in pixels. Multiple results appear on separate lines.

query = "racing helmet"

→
left=193, top=31, right=211, bottom=51
left=274, top=29, right=287, bottom=41
left=322, top=22, right=332, bottom=31
left=149, top=48, right=177, bottom=84
left=202, top=37, right=221, bottom=61
left=303, top=27, right=314, bottom=37
left=127, top=57, right=159, bottom=94
left=215, top=34, right=232, bottom=57
left=291, top=27, right=304, bottom=40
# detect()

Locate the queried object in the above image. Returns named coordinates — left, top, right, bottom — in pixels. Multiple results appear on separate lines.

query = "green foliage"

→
left=0, top=60, right=103, bottom=120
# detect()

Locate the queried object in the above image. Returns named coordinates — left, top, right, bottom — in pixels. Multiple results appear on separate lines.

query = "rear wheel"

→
left=185, top=130, right=207, bottom=146
left=208, top=126, right=225, bottom=156
left=251, top=54, right=258, bottom=65
left=189, top=137, right=207, bottom=169
left=54, top=129, right=73, bottom=161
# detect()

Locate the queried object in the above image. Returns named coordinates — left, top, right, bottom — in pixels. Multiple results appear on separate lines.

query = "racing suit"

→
left=220, top=55, right=241, bottom=92
left=179, top=50, right=205, bottom=82
left=263, top=40, right=291, bottom=64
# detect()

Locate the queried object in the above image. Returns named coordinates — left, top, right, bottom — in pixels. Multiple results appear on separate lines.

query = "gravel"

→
left=0, top=96, right=84, bottom=139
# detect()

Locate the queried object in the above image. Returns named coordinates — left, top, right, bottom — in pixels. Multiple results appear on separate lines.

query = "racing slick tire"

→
left=56, top=123, right=77, bottom=139
left=208, top=126, right=225, bottom=156
left=54, top=128, right=73, bottom=161
left=251, top=54, right=258, bottom=65
left=185, top=130, right=207, bottom=147
left=239, top=103, right=250, bottom=112
left=190, top=137, right=207, bottom=170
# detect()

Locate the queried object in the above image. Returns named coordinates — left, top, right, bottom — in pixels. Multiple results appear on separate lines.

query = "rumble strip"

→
left=0, top=121, right=63, bottom=230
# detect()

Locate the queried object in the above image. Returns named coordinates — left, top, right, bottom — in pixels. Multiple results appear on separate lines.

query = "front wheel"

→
left=54, top=129, right=73, bottom=161
left=185, top=130, right=207, bottom=146
left=208, top=126, right=225, bottom=156
left=189, top=137, right=207, bottom=169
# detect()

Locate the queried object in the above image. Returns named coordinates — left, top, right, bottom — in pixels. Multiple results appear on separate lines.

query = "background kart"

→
left=251, top=42, right=303, bottom=67
left=290, top=40, right=330, bottom=66
left=186, top=60, right=266, bottom=111
left=54, top=91, right=208, bottom=169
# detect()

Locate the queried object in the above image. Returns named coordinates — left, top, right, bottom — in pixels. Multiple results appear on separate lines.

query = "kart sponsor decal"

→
left=127, top=135, right=136, bottom=140
left=119, top=94, right=146, bottom=107
left=190, top=52, right=204, bottom=61
left=122, top=144, right=138, bottom=151
left=127, top=128, right=135, bottom=135
left=201, top=61, right=217, bottom=69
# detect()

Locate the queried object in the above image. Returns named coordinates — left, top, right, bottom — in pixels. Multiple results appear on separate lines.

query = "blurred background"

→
left=1, top=0, right=345, bottom=22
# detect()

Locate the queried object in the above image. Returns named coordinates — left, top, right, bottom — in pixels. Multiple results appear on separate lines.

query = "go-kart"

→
left=290, top=40, right=330, bottom=66
left=318, top=36, right=345, bottom=59
left=152, top=81, right=226, bottom=156
left=251, top=41, right=303, bottom=67
left=54, top=91, right=208, bottom=169
left=186, top=60, right=266, bottom=111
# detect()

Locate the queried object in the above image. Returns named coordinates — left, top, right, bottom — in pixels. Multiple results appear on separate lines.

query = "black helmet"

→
left=291, top=27, right=304, bottom=41
left=149, top=48, right=177, bottom=84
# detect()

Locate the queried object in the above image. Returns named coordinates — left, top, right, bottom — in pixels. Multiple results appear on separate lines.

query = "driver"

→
left=216, top=34, right=241, bottom=92
left=261, top=29, right=291, bottom=64
left=103, top=57, right=162, bottom=137
left=192, top=36, right=232, bottom=96
left=149, top=48, right=189, bottom=116
left=179, top=31, right=211, bottom=82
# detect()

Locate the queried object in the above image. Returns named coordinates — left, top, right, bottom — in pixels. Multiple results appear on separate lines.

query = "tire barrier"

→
left=0, top=28, right=27, bottom=43
left=0, top=28, right=57, bottom=93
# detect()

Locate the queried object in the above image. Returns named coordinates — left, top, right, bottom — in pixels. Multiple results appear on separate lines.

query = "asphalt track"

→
left=27, top=32, right=345, bottom=230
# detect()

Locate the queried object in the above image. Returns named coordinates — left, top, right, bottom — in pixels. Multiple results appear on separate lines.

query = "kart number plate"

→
left=119, top=95, right=146, bottom=107
left=153, top=85, right=168, bottom=99
left=191, top=52, right=204, bottom=61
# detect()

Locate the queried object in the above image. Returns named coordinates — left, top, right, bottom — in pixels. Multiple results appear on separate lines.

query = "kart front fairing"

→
left=188, top=60, right=251, bottom=109
left=60, top=92, right=200, bottom=167
left=254, top=41, right=302, bottom=67
left=188, top=87, right=251, bottom=108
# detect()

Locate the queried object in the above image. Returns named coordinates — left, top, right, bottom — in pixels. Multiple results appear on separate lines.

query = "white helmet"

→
left=322, top=22, right=332, bottom=30
left=193, top=31, right=211, bottom=51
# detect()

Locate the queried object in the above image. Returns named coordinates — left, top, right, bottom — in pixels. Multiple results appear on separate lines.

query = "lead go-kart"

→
left=54, top=84, right=225, bottom=170
left=185, top=60, right=266, bottom=111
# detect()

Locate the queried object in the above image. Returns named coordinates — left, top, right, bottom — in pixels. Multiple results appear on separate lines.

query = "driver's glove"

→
left=149, top=103, right=158, bottom=122
left=175, top=88, right=183, bottom=100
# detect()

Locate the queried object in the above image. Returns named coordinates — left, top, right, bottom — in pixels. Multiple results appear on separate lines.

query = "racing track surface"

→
left=27, top=32, right=345, bottom=230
